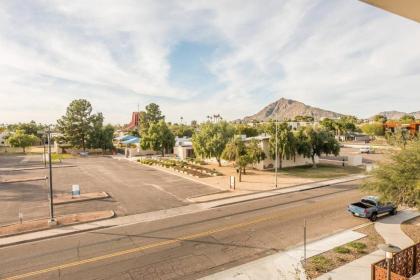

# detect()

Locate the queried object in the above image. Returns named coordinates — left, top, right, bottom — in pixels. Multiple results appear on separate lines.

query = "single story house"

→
left=243, top=134, right=318, bottom=170
left=114, top=135, right=156, bottom=157
left=0, top=131, right=8, bottom=146
left=336, top=133, right=370, bottom=142
left=174, top=136, right=194, bottom=160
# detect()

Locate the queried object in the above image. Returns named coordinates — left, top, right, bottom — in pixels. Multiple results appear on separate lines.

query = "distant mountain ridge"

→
left=243, top=98, right=344, bottom=122
left=370, top=111, right=420, bottom=120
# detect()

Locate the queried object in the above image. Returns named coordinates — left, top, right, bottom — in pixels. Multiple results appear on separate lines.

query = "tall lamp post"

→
left=275, top=110, right=278, bottom=188
left=379, top=244, right=401, bottom=280
left=39, top=127, right=56, bottom=225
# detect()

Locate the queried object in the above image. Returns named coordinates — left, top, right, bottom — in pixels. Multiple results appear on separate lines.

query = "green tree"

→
left=295, top=127, right=340, bottom=168
left=221, top=138, right=265, bottom=181
left=294, top=115, right=314, bottom=122
left=141, top=120, right=175, bottom=156
left=86, top=114, right=115, bottom=152
left=15, top=121, right=45, bottom=136
left=222, top=138, right=247, bottom=182
left=192, top=121, right=234, bottom=166
left=265, top=122, right=296, bottom=169
left=320, top=118, right=336, bottom=132
left=57, top=99, right=100, bottom=151
left=373, top=114, right=387, bottom=123
left=170, top=124, right=194, bottom=138
left=139, top=103, right=164, bottom=133
left=8, top=130, right=39, bottom=153
left=338, top=116, right=357, bottom=134
left=400, top=114, right=415, bottom=123
left=234, top=124, right=259, bottom=137
left=320, top=117, right=357, bottom=136
left=245, top=139, right=266, bottom=171
left=360, top=123, right=384, bottom=136
left=362, top=140, right=420, bottom=208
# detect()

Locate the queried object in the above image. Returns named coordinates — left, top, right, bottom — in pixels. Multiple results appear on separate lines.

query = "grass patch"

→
left=348, top=241, right=367, bottom=253
left=333, top=246, right=350, bottom=254
left=278, top=164, right=364, bottom=179
left=308, top=256, right=333, bottom=273
left=51, top=153, right=74, bottom=162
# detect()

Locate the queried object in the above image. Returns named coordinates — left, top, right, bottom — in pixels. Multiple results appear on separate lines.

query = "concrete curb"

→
left=53, top=191, right=110, bottom=205
left=193, top=174, right=368, bottom=206
left=0, top=225, right=113, bottom=248
left=0, top=165, right=77, bottom=172
left=0, top=211, right=115, bottom=244
left=0, top=176, right=47, bottom=184
left=189, top=175, right=367, bottom=203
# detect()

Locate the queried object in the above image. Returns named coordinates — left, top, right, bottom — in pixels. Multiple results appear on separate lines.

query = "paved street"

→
left=0, top=156, right=220, bottom=225
left=0, top=181, right=368, bottom=280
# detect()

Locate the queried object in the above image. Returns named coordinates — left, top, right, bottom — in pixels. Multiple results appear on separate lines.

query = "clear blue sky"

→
left=0, top=0, right=419, bottom=124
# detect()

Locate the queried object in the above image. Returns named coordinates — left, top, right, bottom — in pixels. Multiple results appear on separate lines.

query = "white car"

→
left=359, top=146, right=373, bottom=154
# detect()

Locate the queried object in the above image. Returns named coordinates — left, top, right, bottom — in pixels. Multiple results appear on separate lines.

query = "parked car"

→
left=359, top=146, right=373, bottom=154
left=348, top=196, right=396, bottom=221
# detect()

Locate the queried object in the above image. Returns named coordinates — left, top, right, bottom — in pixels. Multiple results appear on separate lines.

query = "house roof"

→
left=121, top=137, right=140, bottom=144
left=360, top=0, right=420, bottom=23
left=115, top=135, right=137, bottom=141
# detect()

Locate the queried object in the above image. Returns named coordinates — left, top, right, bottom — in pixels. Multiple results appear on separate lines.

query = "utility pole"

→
left=43, top=136, right=46, bottom=168
left=304, top=219, right=307, bottom=264
left=47, top=127, right=56, bottom=224
left=275, top=110, right=278, bottom=188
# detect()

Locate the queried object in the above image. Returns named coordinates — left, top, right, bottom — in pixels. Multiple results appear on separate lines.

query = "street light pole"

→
left=43, top=136, right=46, bottom=168
left=275, top=110, right=278, bottom=188
left=47, top=127, right=56, bottom=224
left=378, top=244, right=401, bottom=280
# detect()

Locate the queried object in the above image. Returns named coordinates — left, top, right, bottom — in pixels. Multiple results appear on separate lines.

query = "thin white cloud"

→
left=0, top=0, right=419, bottom=125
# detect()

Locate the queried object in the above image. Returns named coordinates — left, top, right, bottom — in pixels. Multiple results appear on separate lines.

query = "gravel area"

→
left=304, top=224, right=384, bottom=279
left=401, top=216, right=420, bottom=243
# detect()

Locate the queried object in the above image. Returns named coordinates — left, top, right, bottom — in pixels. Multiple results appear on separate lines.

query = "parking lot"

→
left=0, top=155, right=220, bottom=225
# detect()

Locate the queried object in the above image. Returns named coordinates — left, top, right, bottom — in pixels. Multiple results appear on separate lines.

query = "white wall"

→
left=253, top=139, right=317, bottom=170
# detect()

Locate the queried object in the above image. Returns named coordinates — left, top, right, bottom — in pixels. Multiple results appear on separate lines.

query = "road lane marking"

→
left=3, top=209, right=296, bottom=280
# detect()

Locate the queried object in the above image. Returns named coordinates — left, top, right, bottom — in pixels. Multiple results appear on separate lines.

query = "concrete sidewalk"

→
left=200, top=230, right=366, bottom=280
left=0, top=174, right=365, bottom=248
left=317, top=209, right=419, bottom=280
left=201, top=174, right=367, bottom=206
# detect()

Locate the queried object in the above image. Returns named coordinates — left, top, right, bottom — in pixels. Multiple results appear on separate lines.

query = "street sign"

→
left=230, top=176, right=235, bottom=190
left=72, top=185, right=80, bottom=197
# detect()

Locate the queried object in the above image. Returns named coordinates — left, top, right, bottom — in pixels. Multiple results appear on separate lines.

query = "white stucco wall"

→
left=252, top=138, right=317, bottom=170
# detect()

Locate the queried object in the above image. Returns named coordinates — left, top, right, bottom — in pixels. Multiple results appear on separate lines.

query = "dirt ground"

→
left=197, top=161, right=363, bottom=193
left=401, top=216, right=420, bottom=243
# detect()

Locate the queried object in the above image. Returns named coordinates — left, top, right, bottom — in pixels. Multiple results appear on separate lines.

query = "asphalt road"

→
left=0, top=181, right=368, bottom=280
left=0, top=156, right=220, bottom=225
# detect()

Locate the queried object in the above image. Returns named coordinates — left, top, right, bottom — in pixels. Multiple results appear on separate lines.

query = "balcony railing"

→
left=372, top=242, right=419, bottom=280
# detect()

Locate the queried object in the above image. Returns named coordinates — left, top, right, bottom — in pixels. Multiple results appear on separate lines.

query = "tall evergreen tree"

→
left=57, top=99, right=101, bottom=151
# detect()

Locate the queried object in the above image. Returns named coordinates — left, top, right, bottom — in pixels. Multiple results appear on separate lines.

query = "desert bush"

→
left=333, top=246, right=350, bottom=254
left=309, top=256, right=333, bottom=272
